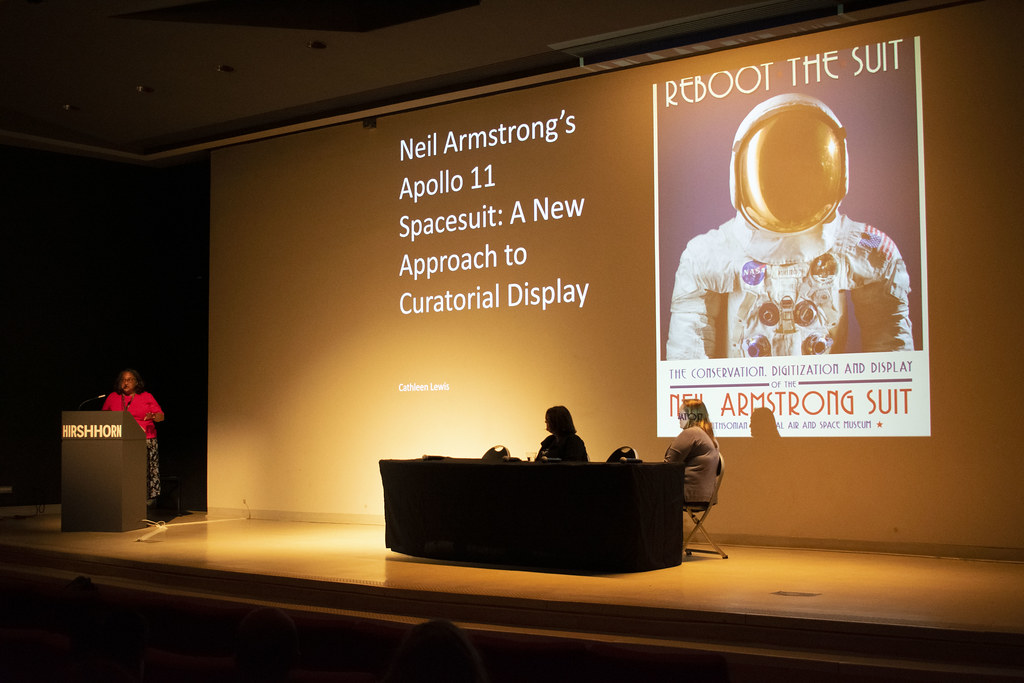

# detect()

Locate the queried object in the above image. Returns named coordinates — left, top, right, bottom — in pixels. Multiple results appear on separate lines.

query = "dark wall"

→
left=0, top=145, right=210, bottom=512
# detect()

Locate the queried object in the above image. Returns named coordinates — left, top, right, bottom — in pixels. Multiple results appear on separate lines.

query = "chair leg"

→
left=684, top=510, right=728, bottom=559
left=687, top=525, right=728, bottom=559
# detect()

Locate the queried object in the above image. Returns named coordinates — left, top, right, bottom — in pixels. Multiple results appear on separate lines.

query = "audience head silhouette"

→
left=234, top=607, right=300, bottom=682
left=383, top=619, right=489, bottom=683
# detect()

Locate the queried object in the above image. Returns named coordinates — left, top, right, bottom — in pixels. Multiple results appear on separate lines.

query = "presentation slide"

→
left=372, top=69, right=660, bottom=462
left=654, top=35, right=930, bottom=438
left=383, top=27, right=933, bottom=444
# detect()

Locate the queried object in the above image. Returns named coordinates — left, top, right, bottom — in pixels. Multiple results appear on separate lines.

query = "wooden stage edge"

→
left=2, top=525, right=1023, bottom=682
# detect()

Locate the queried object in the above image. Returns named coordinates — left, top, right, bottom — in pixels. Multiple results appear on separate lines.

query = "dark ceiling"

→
left=0, top=0, right=923, bottom=164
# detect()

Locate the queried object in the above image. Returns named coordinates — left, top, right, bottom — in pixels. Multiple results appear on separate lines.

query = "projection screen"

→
left=208, top=1, right=1021, bottom=527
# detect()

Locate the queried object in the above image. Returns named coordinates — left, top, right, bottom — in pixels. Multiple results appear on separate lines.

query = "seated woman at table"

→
left=536, top=405, right=589, bottom=462
left=664, top=398, right=720, bottom=503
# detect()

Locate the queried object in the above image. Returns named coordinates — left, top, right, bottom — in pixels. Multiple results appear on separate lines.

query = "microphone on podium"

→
left=77, top=394, right=107, bottom=409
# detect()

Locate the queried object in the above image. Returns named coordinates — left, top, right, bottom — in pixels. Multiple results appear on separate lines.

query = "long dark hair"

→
left=545, top=405, right=577, bottom=437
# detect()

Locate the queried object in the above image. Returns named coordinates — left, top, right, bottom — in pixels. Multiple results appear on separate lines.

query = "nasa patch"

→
left=741, top=260, right=767, bottom=286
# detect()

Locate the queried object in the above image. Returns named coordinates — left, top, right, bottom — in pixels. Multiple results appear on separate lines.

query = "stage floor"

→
left=2, top=510, right=1023, bottom=681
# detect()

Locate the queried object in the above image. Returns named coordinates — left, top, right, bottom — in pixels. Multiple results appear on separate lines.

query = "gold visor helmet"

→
left=730, top=94, right=848, bottom=234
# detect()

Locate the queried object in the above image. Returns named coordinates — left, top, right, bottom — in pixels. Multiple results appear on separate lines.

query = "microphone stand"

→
left=77, top=394, right=107, bottom=410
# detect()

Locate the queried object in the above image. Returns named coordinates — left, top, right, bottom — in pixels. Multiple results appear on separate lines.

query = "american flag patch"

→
left=859, top=226, right=896, bottom=258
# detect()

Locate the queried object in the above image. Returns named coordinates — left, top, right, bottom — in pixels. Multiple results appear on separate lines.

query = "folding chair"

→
left=606, top=446, right=640, bottom=463
left=482, top=445, right=510, bottom=462
left=683, top=453, right=727, bottom=558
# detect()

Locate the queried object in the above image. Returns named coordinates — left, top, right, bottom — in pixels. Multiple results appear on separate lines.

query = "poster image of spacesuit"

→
left=653, top=32, right=930, bottom=438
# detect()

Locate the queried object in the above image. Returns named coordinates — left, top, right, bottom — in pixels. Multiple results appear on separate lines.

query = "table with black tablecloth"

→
left=379, top=458, right=688, bottom=572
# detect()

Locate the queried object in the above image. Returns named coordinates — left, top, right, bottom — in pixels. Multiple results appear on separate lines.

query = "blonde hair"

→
left=679, top=399, right=717, bottom=447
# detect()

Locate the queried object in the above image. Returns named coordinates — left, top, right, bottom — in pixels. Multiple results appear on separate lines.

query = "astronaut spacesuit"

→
left=666, top=93, right=914, bottom=360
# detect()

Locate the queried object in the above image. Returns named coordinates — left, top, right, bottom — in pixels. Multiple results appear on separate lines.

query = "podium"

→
left=61, top=411, right=147, bottom=532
